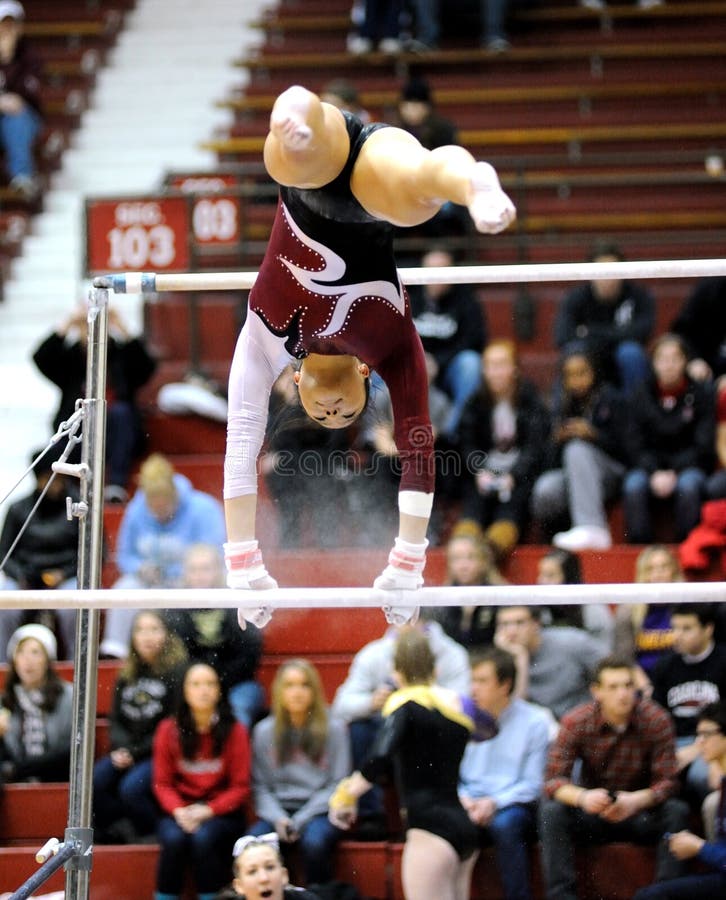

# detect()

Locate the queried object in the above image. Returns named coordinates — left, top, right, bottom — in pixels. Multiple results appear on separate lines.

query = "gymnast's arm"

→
left=224, top=311, right=292, bottom=543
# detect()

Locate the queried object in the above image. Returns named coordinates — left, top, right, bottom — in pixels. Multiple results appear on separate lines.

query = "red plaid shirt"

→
left=544, top=699, right=678, bottom=806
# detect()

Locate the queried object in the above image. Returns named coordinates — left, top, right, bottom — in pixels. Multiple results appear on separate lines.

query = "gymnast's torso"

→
left=225, top=112, right=433, bottom=499
left=360, top=686, right=478, bottom=860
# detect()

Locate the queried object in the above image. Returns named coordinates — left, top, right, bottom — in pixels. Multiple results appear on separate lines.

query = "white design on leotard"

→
left=279, top=202, right=404, bottom=338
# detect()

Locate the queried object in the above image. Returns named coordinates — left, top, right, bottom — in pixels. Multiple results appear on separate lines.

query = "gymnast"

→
left=327, top=629, right=497, bottom=900
left=222, top=85, right=516, bottom=629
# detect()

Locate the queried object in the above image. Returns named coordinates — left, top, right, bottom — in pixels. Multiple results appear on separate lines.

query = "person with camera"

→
left=538, top=656, right=690, bottom=899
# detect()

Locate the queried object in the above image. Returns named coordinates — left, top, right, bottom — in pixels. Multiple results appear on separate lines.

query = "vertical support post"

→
left=64, top=287, right=109, bottom=899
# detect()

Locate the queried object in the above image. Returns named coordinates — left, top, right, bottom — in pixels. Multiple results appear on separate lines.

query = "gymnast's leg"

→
left=402, top=829, right=461, bottom=900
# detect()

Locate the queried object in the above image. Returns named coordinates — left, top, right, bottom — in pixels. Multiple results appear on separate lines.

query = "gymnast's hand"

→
left=374, top=538, right=428, bottom=626
left=224, top=539, right=277, bottom=629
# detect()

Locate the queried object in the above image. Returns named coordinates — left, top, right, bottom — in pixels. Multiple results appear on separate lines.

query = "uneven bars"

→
left=93, top=257, right=726, bottom=294
left=0, top=582, right=724, bottom=610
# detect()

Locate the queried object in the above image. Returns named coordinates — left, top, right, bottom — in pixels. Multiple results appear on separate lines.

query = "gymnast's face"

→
left=294, top=355, right=370, bottom=429
left=233, top=845, right=288, bottom=900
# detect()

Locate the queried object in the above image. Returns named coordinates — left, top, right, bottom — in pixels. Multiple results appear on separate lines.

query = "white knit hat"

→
left=0, top=2, right=24, bottom=20
left=7, top=623, right=57, bottom=662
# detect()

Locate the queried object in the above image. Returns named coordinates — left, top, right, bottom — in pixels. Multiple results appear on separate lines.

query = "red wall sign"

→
left=85, top=196, right=191, bottom=275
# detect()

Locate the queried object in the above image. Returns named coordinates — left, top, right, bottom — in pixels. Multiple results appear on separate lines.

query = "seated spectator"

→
left=458, top=340, right=550, bottom=563
left=33, top=305, right=157, bottom=502
left=0, top=1, right=42, bottom=199
left=623, top=333, right=715, bottom=544
left=671, top=277, right=726, bottom=382
left=394, top=76, right=457, bottom=149
left=331, top=615, right=470, bottom=831
left=494, top=605, right=608, bottom=719
left=230, top=834, right=323, bottom=900
left=479, top=0, right=515, bottom=51
left=554, top=240, right=655, bottom=396
left=535, top=548, right=615, bottom=651
left=153, top=662, right=250, bottom=900
left=246, top=660, right=350, bottom=886
left=459, top=647, right=552, bottom=900
left=634, top=700, right=726, bottom=899
left=0, top=623, right=73, bottom=782
left=319, top=78, right=371, bottom=122
left=100, top=453, right=226, bottom=659
left=430, top=522, right=508, bottom=649
left=0, top=448, right=79, bottom=661
left=539, top=656, right=690, bottom=899
left=614, top=544, right=683, bottom=695
left=346, top=0, right=403, bottom=53
left=93, top=611, right=187, bottom=843
left=409, top=245, right=488, bottom=439
left=405, top=0, right=441, bottom=50
left=531, top=347, right=630, bottom=550
left=166, top=544, right=265, bottom=730
left=706, top=380, right=726, bottom=500
left=651, top=604, right=726, bottom=804
left=157, top=369, right=228, bottom=424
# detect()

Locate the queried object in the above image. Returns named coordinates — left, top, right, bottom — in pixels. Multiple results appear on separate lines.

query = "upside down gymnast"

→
left=222, top=85, right=516, bottom=628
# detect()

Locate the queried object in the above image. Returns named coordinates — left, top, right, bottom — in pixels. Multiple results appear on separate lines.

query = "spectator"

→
left=93, top=611, right=187, bottom=843
left=535, top=547, right=615, bottom=651
left=480, top=0, right=514, bottom=51
left=319, top=78, right=371, bottom=123
left=331, top=616, right=470, bottom=831
left=409, top=245, right=488, bottom=438
left=494, top=605, right=607, bottom=719
left=670, top=277, right=726, bottom=382
left=0, top=1, right=42, bottom=199
left=531, top=347, right=630, bottom=550
left=230, top=834, right=323, bottom=900
left=405, top=0, right=441, bottom=50
left=347, top=0, right=403, bottom=53
left=459, top=647, right=552, bottom=900
left=706, top=381, right=726, bottom=500
left=0, top=448, right=79, bottom=661
left=100, top=453, right=226, bottom=659
left=623, top=333, right=715, bottom=544
left=153, top=662, right=250, bottom=900
left=539, top=656, right=690, bottom=900
left=33, top=305, right=157, bottom=502
left=458, top=340, right=550, bottom=563
left=430, top=522, right=508, bottom=649
left=0, top=623, right=73, bottom=782
left=246, top=659, right=350, bottom=886
left=651, top=604, right=726, bottom=803
left=554, top=240, right=655, bottom=396
left=394, top=76, right=457, bottom=150
left=614, top=544, right=683, bottom=695
left=329, top=629, right=494, bottom=900
left=165, top=543, right=265, bottom=730
left=633, top=701, right=726, bottom=899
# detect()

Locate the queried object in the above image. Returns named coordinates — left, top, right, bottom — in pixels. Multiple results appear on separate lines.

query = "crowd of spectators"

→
left=4, top=600, right=726, bottom=898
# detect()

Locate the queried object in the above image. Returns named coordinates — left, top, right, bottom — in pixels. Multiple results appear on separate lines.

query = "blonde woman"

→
left=329, top=630, right=496, bottom=900
left=246, top=659, right=351, bottom=886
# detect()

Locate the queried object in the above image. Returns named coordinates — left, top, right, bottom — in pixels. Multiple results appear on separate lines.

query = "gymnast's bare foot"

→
left=270, top=85, right=314, bottom=150
left=467, top=161, right=517, bottom=234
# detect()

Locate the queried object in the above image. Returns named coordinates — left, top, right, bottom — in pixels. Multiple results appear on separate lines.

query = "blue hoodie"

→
left=115, top=474, right=226, bottom=583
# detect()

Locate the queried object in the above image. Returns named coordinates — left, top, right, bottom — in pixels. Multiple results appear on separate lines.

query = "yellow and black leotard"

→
left=359, top=685, right=479, bottom=859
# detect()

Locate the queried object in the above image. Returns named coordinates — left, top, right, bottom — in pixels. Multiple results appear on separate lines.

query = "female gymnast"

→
left=328, top=628, right=496, bottom=900
left=222, top=85, right=516, bottom=629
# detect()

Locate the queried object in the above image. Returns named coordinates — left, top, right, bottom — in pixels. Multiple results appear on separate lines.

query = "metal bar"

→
left=93, top=257, right=726, bottom=294
left=64, top=288, right=108, bottom=900
left=8, top=841, right=77, bottom=900
left=0, top=581, right=724, bottom=609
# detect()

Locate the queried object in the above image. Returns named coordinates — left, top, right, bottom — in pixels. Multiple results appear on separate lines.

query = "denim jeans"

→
left=441, top=349, right=482, bottom=437
left=0, top=105, right=41, bottom=178
left=228, top=679, right=266, bottom=730
left=249, top=814, right=342, bottom=884
left=623, top=466, right=706, bottom=542
left=538, top=797, right=690, bottom=900
left=633, top=873, right=726, bottom=899
left=93, top=756, right=158, bottom=835
left=479, top=803, right=537, bottom=900
left=156, top=811, right=245, bottom=895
